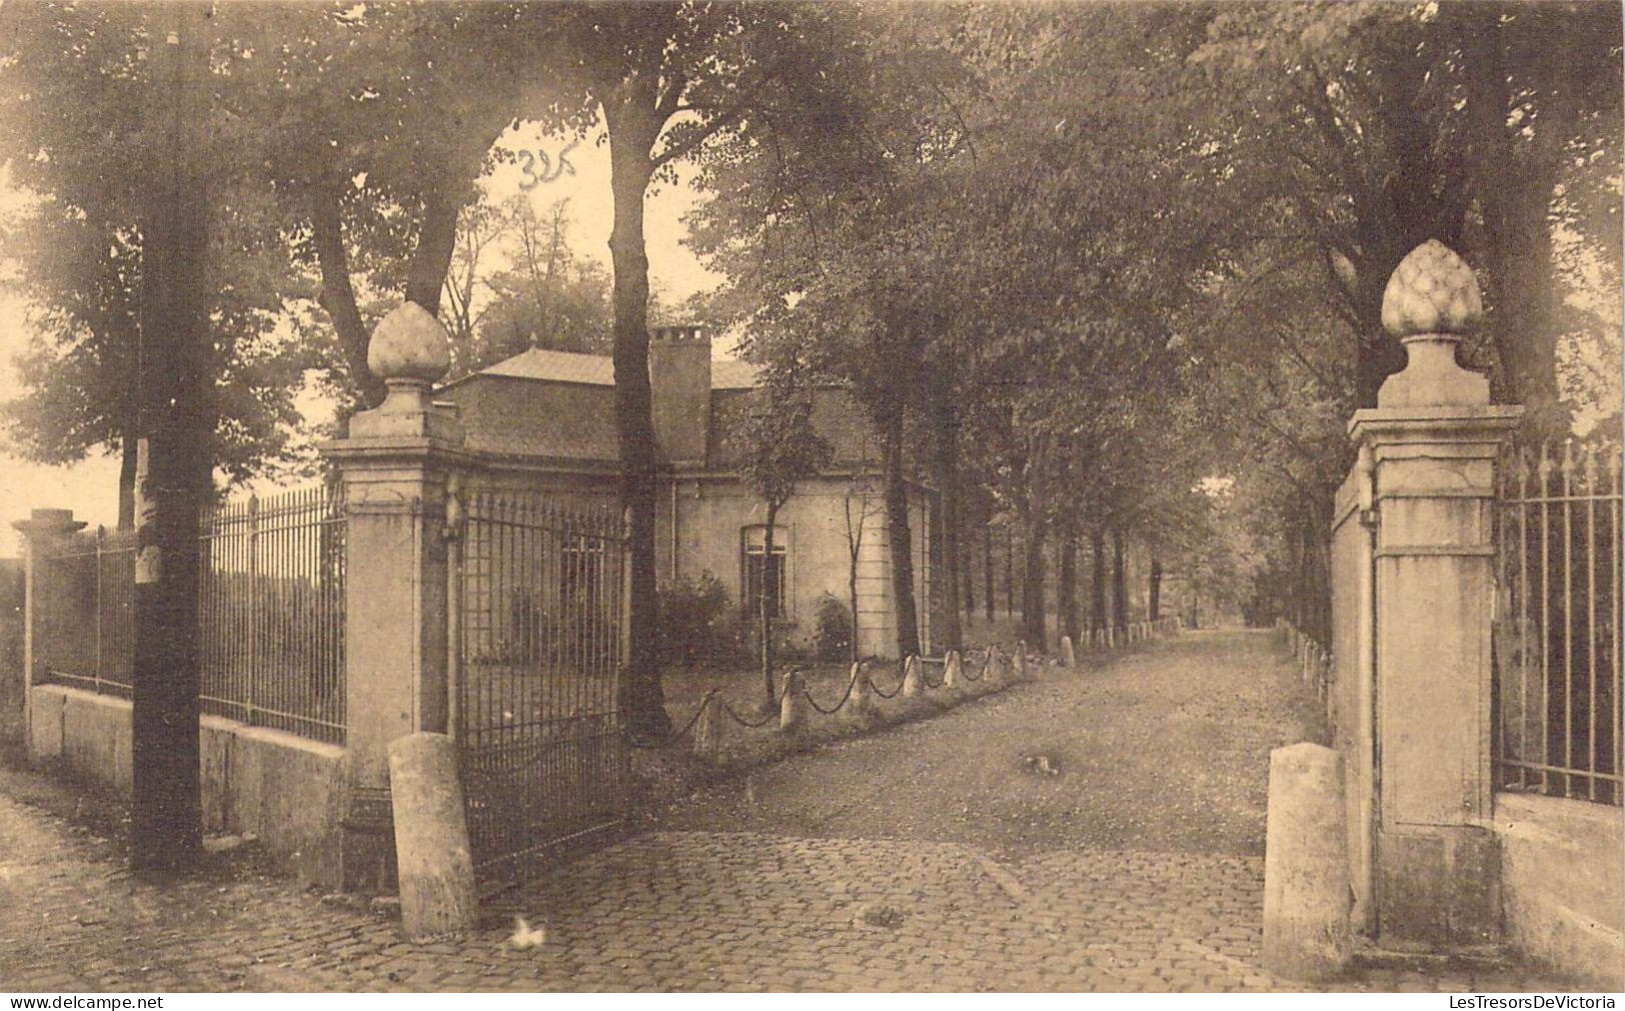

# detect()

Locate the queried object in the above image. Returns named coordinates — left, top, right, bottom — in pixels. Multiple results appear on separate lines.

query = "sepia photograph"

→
left=0, top=0, right=1620, bottom=996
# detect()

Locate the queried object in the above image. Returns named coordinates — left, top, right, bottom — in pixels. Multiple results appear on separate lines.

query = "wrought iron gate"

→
left=450, top=482, right=631, bottom=890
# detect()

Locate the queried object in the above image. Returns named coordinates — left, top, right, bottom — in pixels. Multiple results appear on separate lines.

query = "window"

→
left=742, top=525, right=788, bottom=620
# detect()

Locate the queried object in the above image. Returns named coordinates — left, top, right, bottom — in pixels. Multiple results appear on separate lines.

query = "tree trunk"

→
left=404, top=184, right=462, bottom=317
left=1111, top=528, right=1127, bottom=632
left=982, top=523, right=994, bottom=624
left=1149, top=557, right=1162, bottom=622
left=1456, top=7, right=1567, bottom=434
left=131, top=5, right=208, bottom=873
left=1090, top=528, right=1107, bottom=634
left=961, top=523, right=975, bottom=622
left=604, top=92, right=671, bottom=738
left=845, top=494, right=863, bottom=665
left=929, top=381, right=962, bottom=652
left=1059, top=524, right=1079, bottom=647
left=310, top=184, right=387, bottom=410
left=881, top=405, right=921, bottom=658
left=1020, top=514, right=1047, bottom=650
left=1004, top=526, right=1015, bottom=618
left=117, top=432, right=137, bottom=531
left=760, top=500, right=779, bottom=710
left=1019, top=435, right=1049, bottom=650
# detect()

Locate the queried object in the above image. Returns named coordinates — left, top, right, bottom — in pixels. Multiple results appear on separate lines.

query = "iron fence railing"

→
left=1494, top=440, right=1622, bottom=806
left=34, top=527, right=136, bottom=697
left=197, top=486, right=347, bottom=744
left=33, top=485, right=347, bottom=745
left=452, top=485, right=629, bottom=889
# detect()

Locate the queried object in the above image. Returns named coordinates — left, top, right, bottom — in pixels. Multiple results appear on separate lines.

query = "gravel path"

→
left=659, top=628, right=1322, bottom=857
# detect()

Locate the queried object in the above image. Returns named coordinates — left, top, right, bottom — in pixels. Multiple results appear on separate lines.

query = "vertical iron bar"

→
left=1587, top=447, right=1598, bottom=801
left=1563, top=441, right=1574, bottom=796
left=1540, top=445, right=1552, bottom=795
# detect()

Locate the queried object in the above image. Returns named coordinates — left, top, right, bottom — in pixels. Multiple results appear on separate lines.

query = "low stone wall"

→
left=28, top=684, right=345, bottom=889
left=1494, top=792, right=1623, bottom=990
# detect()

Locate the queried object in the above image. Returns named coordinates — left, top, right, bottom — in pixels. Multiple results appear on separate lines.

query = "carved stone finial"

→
left=1381, top=240, right=1483, bottom=339
left=368, top=302, right=450, bottom=386
left=1375, top=241, right=1490, bottom=408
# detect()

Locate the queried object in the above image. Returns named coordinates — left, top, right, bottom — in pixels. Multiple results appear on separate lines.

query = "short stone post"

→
left=323, top=302, right=467, bottom=893
left=1263, top=742, right=1351, bottom=981
left=943, top=650, right=961, bottom=691
left=1059, top=635, right=1076, bottom=670
left=388, top=732, right=477, bottom=939
left=779, top=668, right=807, bottom=733
left=901, top=655, right=923, bottom=699
left=1014, top=647, right=1028, bottom=682
left=692, top=693, right=723, bottom=761
left=845, top=662, right=873, bottom=720
left=12, top=509, right=87, bottom=756
left=1351, top=241, right=1521, bottom=949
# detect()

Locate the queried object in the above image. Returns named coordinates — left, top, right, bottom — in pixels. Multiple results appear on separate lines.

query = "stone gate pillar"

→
left=322, top=303, right=466, bottom=892
left=11, top=509, right=87, bottom=753
left=1349, top=241, right=1521, bottom=948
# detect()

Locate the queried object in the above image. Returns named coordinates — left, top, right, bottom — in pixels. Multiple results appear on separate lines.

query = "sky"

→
left=0, top=120, right=723, bottom=552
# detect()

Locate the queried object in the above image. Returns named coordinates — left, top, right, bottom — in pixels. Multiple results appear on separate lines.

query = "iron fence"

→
left=32, top=485, right=347, bottom=745
left=197, top=486, right=347, bottom=744
left=452, top=484, right=629, bottom=890
left=1494, top=440, right=1622, bottom=806
left=33, top=527, right=136, bottom=697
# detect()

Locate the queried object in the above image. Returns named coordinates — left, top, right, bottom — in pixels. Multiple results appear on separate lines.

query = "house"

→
left=436, top=326, right=935, bottom=659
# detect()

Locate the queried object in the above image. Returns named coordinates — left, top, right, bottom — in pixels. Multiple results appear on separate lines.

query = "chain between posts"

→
left=640, top=625, right=1186, bottom=749
left=629, top=688, right=721, bottom=748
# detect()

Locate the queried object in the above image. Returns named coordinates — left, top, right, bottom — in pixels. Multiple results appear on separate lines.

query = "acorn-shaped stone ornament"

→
left=368, top=301, right=451, bottom=384
left=1380, top=239, right=1483, bottom=338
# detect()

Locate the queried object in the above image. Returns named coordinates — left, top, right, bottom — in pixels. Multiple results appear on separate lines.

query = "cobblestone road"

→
left=0, top=630, right=1586, bottom=992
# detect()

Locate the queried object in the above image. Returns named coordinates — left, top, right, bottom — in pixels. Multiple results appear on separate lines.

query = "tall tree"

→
left=731, top=381, right=833, bottom=709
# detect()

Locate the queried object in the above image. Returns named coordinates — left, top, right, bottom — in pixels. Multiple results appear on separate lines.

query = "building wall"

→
left=656, top=474, right=932, bottom=659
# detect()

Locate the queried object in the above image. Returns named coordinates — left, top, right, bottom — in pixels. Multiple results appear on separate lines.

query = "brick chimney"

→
left=648, top=325, right=711, bottom=465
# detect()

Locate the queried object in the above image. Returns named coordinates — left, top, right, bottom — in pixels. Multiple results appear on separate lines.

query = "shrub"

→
left=656, top=571, right=749, bottom=671
left=812, top=592, right=852, bottom=662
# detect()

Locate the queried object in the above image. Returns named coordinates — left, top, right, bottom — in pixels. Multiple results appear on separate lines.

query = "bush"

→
left=656, top=571, right=749, bottom=671
left=812, top=593, right=852, bottom=662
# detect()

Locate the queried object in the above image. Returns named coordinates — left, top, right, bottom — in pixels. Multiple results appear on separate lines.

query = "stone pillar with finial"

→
left=322, top=302, right=467, bottom=893
left=1349, top=240, right=1521, bottom=949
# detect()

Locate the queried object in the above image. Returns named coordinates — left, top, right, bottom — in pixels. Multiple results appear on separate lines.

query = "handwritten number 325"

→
left=518, top=140, right=580, bottom=190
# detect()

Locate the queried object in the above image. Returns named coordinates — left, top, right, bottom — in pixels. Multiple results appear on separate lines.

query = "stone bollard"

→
left=692, top=692, right=723, bottom=762
left=1060, top=635, right=1077, bottom=670
left=981, top=648, right=1001, bottom=688
left=901, top=655, right=923, bottom=699
left=944, top=650, right=962, bottom=691
left=387, top=732, right=477, bottom=940
left=779, top=669, right=807, bottom=733
left=1014, top=649, right=1029, bottom=682
left=846, top=662, right=873, bottom=720
left=1262, top=742, right=1352, bottom=982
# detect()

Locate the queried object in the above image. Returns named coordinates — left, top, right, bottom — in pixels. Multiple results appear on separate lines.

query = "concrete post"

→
left=1263, top=743, right=1352, bottom=980
left=779, top=669, right=807, bottom=733
left=901, top=655, right=923, bottom=699
left=1014, top=648, right=1028, bottom=682
left=943, top=650, right=961, bottom=691
left=1350, top=241, right=1521, bottom=949
left=388, top=732, right=476, bottom=939
left=11, top=510, right=87, bottom=755
left=1059, top=636, right=1076, bottom=670
left=322, top=303, right=467, bottom=893
left=692, top=693, right=723, bottom=761
left=845, top=662, right=874, bottom=721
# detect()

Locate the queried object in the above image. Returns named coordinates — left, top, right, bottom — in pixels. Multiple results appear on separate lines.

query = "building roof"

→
left=466, top=347, right=760, bottom=390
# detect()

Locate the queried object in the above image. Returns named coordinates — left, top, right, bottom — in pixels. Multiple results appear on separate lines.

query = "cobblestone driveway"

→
left=0, top=631, right=1583, bottom=992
